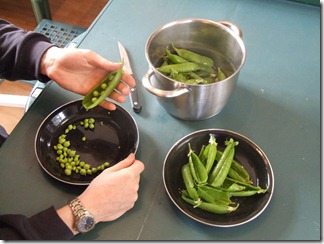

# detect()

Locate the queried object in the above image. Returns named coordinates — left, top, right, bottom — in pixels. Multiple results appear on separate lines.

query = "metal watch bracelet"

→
left=68, top=198, right=96, bottom=233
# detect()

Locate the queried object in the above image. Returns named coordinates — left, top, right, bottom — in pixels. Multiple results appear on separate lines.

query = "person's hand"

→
left=40, top=46, right=135, bottom=110
left=57, top=153, right=144, bottom=235
left=78, top=153, right=144, bottom=223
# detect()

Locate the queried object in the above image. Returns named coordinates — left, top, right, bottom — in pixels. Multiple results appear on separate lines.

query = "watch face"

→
left=77, top=215, right=95, bottom=233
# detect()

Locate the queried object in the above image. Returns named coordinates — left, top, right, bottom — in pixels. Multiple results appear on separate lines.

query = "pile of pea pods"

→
left=157, top=44, right=228, bottom=85
left=181, top=134, right=268, bottom=214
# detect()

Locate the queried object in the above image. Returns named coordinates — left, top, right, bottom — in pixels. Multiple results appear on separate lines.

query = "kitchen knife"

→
left=117, top=42, right=142, bottom=113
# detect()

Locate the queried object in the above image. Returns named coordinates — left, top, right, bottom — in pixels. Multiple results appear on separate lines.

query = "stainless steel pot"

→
left=142, top=18, right=246, bottom=120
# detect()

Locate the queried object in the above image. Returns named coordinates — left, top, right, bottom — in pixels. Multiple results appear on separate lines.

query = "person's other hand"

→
left=78, top=153, right=145, bottom=222
left=40, top=47, right=135, bottom=110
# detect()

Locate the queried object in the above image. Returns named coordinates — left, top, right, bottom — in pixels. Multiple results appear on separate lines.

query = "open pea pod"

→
left=82, top=61, right=124, bottom=110
left=188, top=143, right=208, bottom=184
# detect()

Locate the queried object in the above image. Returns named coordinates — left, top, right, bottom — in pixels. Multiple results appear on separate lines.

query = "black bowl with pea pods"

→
left=35, top=99, right=139, bottom=185
left=162, top=129, right=274, bottom=227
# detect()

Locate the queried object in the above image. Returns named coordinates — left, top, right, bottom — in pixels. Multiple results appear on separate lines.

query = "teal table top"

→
left=0, top=0, right=320, bottom=240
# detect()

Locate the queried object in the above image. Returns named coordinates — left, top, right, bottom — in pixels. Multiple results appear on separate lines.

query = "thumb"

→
left=108, top=153, right=136, bottom=172
left=89, top=51, right=122, bottom=72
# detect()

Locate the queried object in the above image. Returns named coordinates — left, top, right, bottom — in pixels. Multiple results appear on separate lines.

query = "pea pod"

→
left=217, top=67, right=226, bottom=81
left=227, top=189, right=267, bottom=197
left=224, top=177, right=268, bottom=192
left=209, top=139, right=239, bottom=187
left=82, top=61, right=123, bottom=110
left=208, top=139, right=234, bottom=184
left=170, top=72, right=189, bottom=82
left=198, top=144, right=207, bottom=164
left=205, top=134, right=217, bottom=174
left=198, top=64, right=217, bottom=76
left=181, top=163, right=199, bottom=201
left=188, top=143, right=208, bottom=184
left=197, top=185, right=233, bottom=205
left=166, top=48, right=189, bottom=64
left=222, top=178, right=246, bottom=192
left=181, top=195, right=239, bottom=214
left=161, top=59, right=169, bottom=67
left=227, top=168, right=249, bottom=183
left=183, top=78, right=208, bottom=85
left=210, top=147, right=235, bottom=187
left=194, top=67, right=217, bottom=83
left=216, top=151, right=251, bottom=183
left=172, top=43, right=214, bottom=67
left=157, top=62, right=200, bottom=74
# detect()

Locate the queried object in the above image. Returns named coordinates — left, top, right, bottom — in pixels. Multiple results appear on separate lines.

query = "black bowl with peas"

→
left=35, top=99, right=139, bottom=185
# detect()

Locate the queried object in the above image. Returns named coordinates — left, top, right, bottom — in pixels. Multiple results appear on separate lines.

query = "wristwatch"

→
left=68, top=198, right=96, bottom=233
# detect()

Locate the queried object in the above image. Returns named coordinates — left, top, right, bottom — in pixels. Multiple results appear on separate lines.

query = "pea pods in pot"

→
left=142, top=18, right=246, bottom=120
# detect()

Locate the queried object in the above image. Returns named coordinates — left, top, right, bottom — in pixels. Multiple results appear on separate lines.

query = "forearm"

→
left=0, top=18, right=55, bottom=82
left=0, top=206, right=74, bottom=240
left=56, top=205, right=79, bottom=236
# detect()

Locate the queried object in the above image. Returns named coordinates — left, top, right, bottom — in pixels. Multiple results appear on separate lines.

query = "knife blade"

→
left=118, top=42, right=142, bottom=113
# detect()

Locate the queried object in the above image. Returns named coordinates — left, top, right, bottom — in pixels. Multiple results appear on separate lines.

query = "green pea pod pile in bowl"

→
left=162, top=128, right=274, bottom=227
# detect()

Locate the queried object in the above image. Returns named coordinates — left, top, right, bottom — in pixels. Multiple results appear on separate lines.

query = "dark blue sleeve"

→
left=0, top=206, right=74, bottom=240
left=0, top=18, right=55, bottom=82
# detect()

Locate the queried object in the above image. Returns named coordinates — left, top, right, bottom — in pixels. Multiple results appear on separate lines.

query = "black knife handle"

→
left=130, top=87, right=142, bottom=113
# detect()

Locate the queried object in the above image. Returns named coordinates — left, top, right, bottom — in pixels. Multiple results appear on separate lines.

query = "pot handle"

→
left=142, top=69, right=190, bottom=98
left=219, top=21, right=243, bottom=39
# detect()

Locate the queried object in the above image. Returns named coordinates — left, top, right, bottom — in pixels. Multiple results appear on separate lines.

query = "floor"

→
left=0, top=0, right=108, bottom=133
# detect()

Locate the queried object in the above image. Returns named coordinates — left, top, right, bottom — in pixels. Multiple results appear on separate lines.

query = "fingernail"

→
left=128, top=153, right=135, bottom=159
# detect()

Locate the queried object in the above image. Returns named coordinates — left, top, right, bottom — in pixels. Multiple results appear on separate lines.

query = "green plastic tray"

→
left=34, top=19, right=86, bottom=48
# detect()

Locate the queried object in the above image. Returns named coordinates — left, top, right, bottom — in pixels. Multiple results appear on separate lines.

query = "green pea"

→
left=63, top=141, right=70, bottom=147
left=58, top=137, right=66, bottom=144
left=56, top=144, right=63, bottom=150
left=64, top=168, right=72, bottom=176
left=68, top=150, right=76, bottom=157
left=101, top=83, right=108, bottom=89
